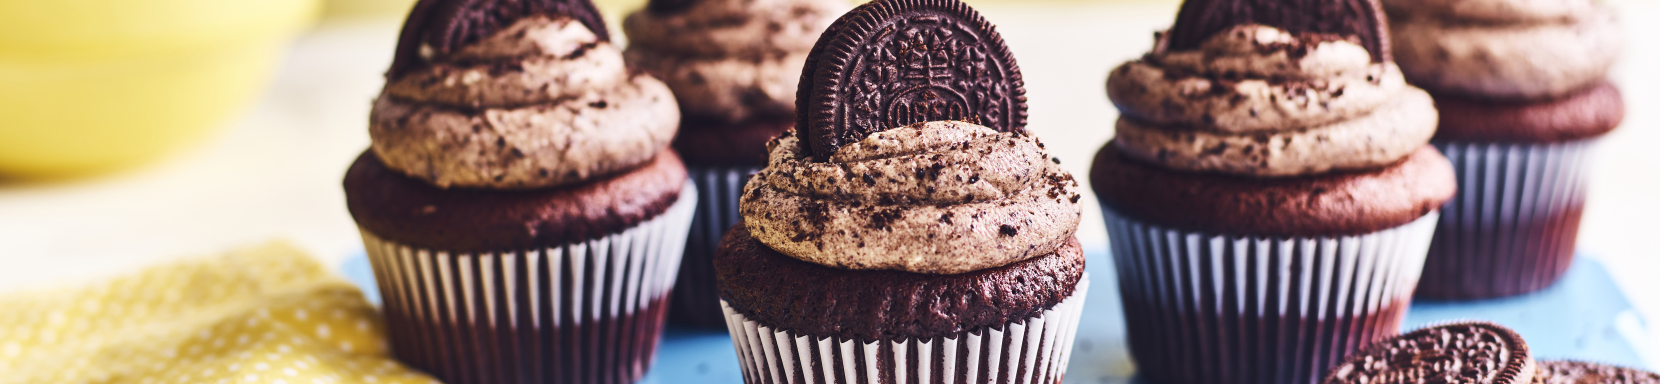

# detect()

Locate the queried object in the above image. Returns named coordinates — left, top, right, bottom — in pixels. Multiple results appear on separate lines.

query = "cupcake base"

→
left=721, top=276, right=1090, bottom=384
left=1419, top=140, right=1595, bottom=299
left=672, top=165, right=762, bottom=328
left=362, top=182, right=696, bottom=384
left=1104, top=208, right=1437, bottom=384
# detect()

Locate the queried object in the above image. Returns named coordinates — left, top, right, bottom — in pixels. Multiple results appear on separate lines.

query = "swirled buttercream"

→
left=371, top=16, right=679, bottom=189
left=1385, top=0, right=1623, bottom=100
left=1386, top=0, right=1609, bottom=24
left=1107, top=24, right=1437, bottom=177
left=740, top=121, right=1082, bottom=274
left=623, top=0, right=847, bottom=123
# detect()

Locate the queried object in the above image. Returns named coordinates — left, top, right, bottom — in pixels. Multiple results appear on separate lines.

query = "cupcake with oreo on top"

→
left=716, top=0, right=1091, bottom=383
left=343, top=0, right=695, bottom=382
left=622, top=0, right=849, bottom=328
left=1385, top=0, right=1626, bottom=300
left=1091, top=0, right=1456, bottom=383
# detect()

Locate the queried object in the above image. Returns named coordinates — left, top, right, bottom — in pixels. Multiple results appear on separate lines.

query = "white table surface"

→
left=2, top=0, right=1656, bottom=366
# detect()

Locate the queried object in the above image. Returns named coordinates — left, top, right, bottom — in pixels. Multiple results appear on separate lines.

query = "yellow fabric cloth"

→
left=0, top=242, right=440, bottom=384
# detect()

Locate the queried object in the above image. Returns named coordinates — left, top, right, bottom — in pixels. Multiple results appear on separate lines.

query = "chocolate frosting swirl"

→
left=371, top=16, right=679, bottom=190
left=1107, top=24, right=1437, bottom=178
left=739, top=121, right=1082, bottom=275
left=1385, top=0, right=1623, bottom=100
left=623, top=0, right=848, bottom=124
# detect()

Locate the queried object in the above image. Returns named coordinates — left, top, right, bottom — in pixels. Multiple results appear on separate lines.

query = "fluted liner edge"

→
left=362, top=182, right=697, bottom=384
left=1421, top=140, right=1594, bottom=299
left=674, top=165, right=763, bottom=327
left=722, top=276, right=1091, bottom=384
left=1103, top=209, right=1437, bottom=384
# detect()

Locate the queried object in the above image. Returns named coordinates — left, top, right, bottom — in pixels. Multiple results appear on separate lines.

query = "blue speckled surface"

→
left=341, top=249, right=1650, bottom=383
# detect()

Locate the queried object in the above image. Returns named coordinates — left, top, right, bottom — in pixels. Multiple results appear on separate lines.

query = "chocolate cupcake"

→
left=622, top=0, right=849, bottom=328
left=343, top=1, right=696, bottom=383
left=715, top=1, right=1091, bottom=383
left=1092, top=1, right=1458, bottom=383
left=1385, top=0, right=1627, bottom=300
left=1322, top=321, right=1536, bottom=384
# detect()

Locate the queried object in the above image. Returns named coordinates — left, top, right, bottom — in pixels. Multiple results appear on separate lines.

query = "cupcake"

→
left=622, top=0, right=849, bottom=328
left=715, top=0, right=1091, bottom=383
left=342, top=0, right=696, bottom=383
left=1091, top=0, right=1457, bottom=383
left=1385, top=0, right=1626, bottom=299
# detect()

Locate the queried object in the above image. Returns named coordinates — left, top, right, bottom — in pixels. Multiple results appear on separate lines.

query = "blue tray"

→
left=341, top=250, right=1651, bottom=383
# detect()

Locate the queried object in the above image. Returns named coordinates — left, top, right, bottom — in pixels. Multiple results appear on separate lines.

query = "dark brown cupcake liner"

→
left=1420, top=140, right=1596, bottom=299
left=360, top=183, right=697, bottom=384
left=1103, top=209, right=1438, bottom=384
left=721, top=276, right=1090, bottom=384
left=673, top=165, right=762, bottom=328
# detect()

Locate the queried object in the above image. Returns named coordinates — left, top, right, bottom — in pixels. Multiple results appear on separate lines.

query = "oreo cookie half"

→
left=796, top=0, right=1028, bottom=159
left=1534, top=361, right=1660, bottom=384
left=1323, top=322, right=1535, bottom=384
left=1165, top=0, right=1391, bottom=62
left=389, top=0, right=610, bottom=78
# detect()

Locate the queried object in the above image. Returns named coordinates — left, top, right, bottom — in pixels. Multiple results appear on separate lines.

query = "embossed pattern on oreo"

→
left=796, top=0, right=1028, bottom=159
left=1534, top=360, right=1660, bottom=384
left=1165, top=0, right=1392, bottom=62
left=1323, top=322, right=1533, bottom=384
left=389, top=0, right=611, bottom=78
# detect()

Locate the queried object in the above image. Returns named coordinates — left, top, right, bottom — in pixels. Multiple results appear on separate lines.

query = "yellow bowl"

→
left=0, top=0, right=320, bottom=179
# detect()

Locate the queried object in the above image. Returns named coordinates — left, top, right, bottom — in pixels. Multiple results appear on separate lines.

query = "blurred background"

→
left=0, top=0, right=1656, bottom=366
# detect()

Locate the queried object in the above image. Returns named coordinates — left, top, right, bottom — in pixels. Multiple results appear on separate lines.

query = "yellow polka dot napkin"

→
left=0, top=242, right=440, bottom=384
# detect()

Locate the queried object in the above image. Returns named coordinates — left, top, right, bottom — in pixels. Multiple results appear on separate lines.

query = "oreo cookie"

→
left=388, top=0, right=610, bottom=78
left=1323, top=322, right=1535, bottom=384
left=1165, top=0, right=1391, bottom=62
left=1535, top=361, right=1660, bottom=384
left=796, top=0, right=1028, bottom=159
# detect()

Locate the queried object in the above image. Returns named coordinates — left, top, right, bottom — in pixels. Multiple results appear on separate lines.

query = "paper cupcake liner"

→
left=720, top=275, right=1090, bottom=384
left=673, top=165, right=763, bottom=328
left=361, top=182, right=697, bottom=384
left=1102, top=209, right=1437, bottom=384
left=1421, top=140, right=1595, bottom=299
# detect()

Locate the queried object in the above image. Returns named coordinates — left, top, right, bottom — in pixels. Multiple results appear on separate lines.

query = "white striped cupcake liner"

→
left=674, top=165, right=763, bottom=327
left=720, top=275, right=1090, bottom=384
left=1103, top=209, right=1438, bottom=384
left=360, top=182, right=697, bottom=384
left=1422, top=140, right=1595, bottom=299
